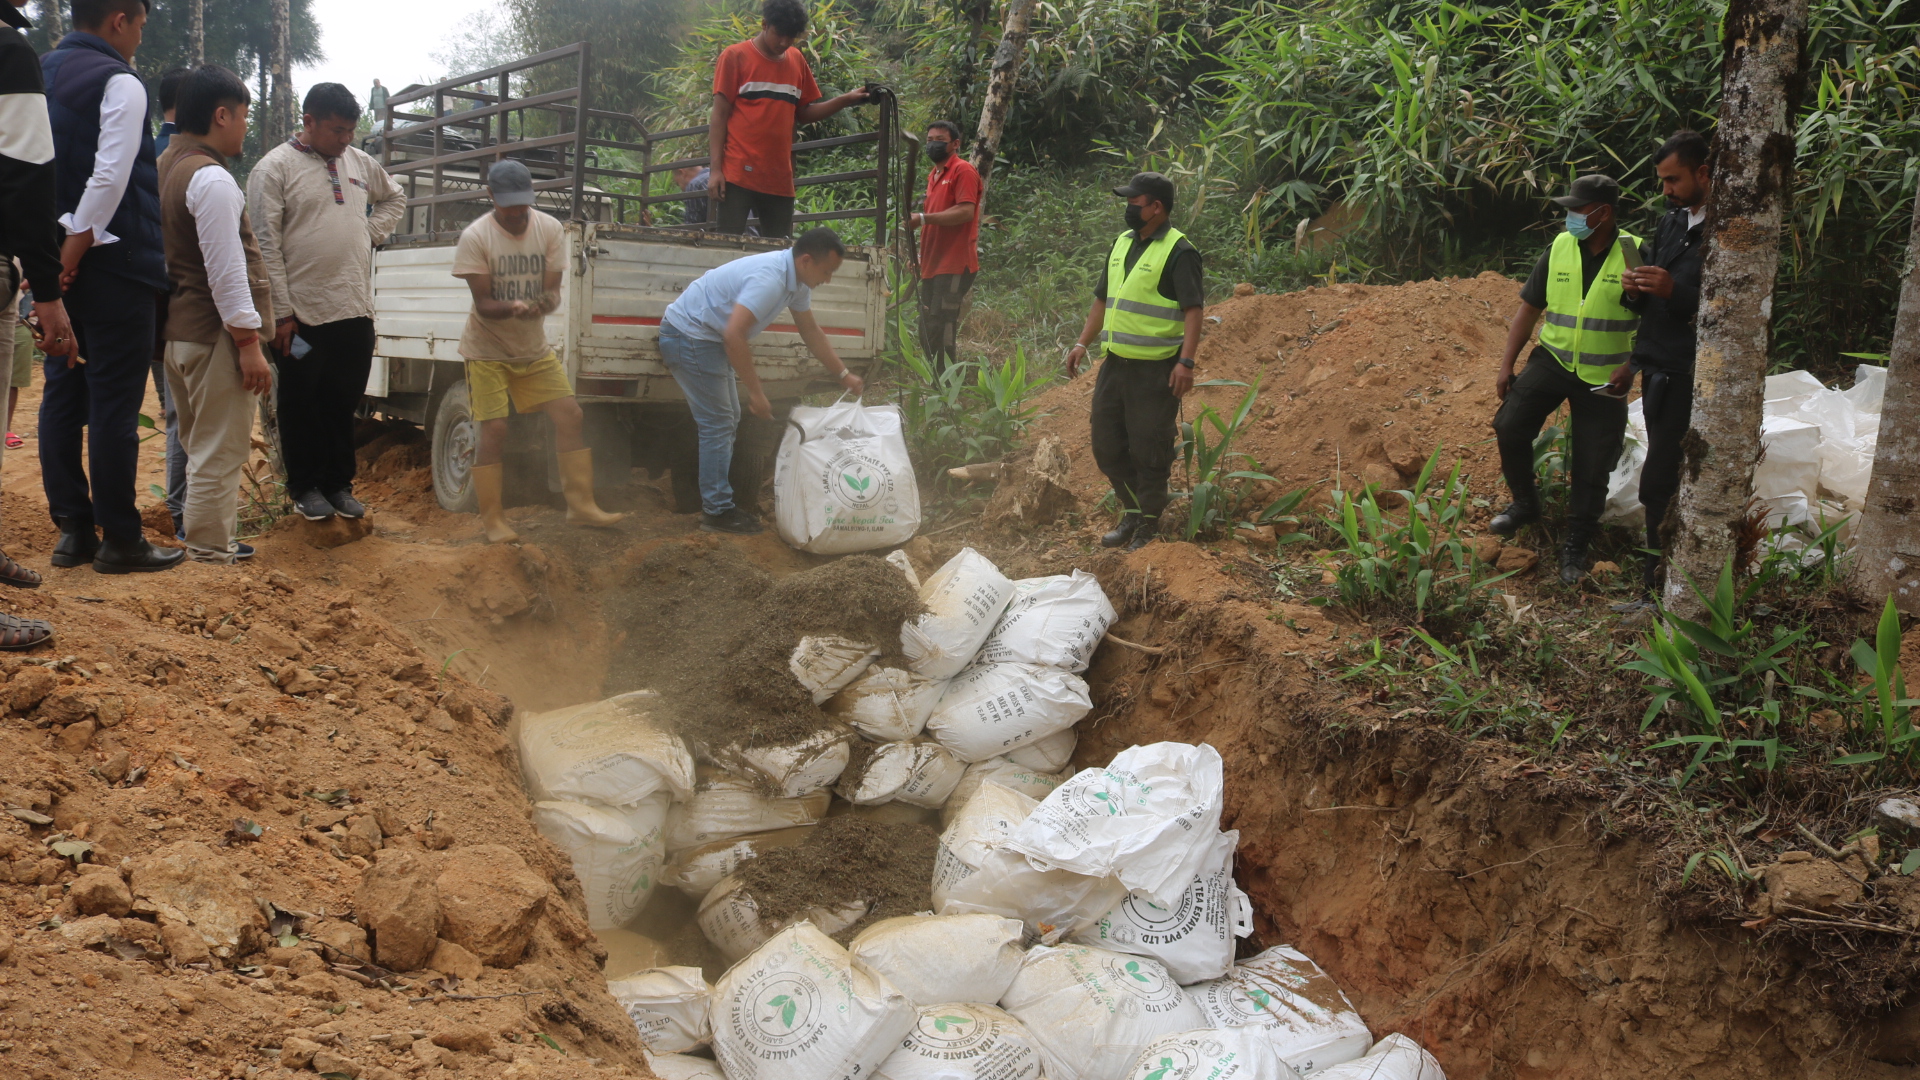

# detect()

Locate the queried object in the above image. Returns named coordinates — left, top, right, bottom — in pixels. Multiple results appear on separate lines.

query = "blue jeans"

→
left=657, top=322, right=739, bottom=515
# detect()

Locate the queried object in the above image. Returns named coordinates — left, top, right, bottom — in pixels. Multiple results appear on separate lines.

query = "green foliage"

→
left=1798, top=596, right=1920, bottom=769
left=1320, top=451, right=1511, bottom=626
left=507, top=0, right=691, bottom=115
left=1175, top=378, right=1274, bottom=540
left=886, top=310, right=1049, bottom=482
left=1339, top=625, right=1557, bottom=738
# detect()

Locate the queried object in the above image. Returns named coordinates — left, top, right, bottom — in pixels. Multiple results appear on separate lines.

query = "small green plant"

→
left=1320, top=449, right=1510, bottom=625
left=1817, top=595, right=1918, bottom=768
left=887, top=310, right=1050, bottom=482
left=1175, top=377, right=1273, bottom=540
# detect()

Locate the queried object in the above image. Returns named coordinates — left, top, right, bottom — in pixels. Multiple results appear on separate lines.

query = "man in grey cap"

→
left=1064, top=171, right=1204, bottom=552
left=450, top=160, right=624, bottom=542
left=1490, top=173, right=1642, bottom=584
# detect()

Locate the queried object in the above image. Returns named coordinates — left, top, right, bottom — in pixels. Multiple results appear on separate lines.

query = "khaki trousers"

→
left=163, top=337, right=254, bottom=563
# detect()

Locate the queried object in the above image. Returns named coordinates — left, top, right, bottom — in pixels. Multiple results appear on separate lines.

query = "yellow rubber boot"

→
left=558, top=448, right=626, bottom=528
left=471, top=463, right=520, bottom=543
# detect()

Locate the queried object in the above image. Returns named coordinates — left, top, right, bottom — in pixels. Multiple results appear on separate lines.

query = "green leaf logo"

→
left=933, top=1015, right=973, bottom=1033
left=1093, top=791, right=1120, bottom=816
left=842, top=472, right=871, bottom=493
left=765, top=994, right=798, bottom=1029
left=1144, top=1058, right=1176, bottom=1080
left=1247, top=988, right=1273, bottom=1012
left=1124, top=960, right=1150, bottom=983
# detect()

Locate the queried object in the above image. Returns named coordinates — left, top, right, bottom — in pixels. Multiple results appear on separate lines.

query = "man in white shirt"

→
left=157, top=65, right=273, bottom=565
left=248, top=81, right=405, bottom=522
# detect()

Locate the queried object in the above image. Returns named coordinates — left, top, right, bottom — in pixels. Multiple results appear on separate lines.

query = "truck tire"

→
left=429, top=381, right=481, bottom=513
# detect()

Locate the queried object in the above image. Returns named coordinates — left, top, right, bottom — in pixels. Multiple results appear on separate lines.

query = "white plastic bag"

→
left=977, top=571, right=1117, bottom=672
left=664, top=825, right=816, bottom=900
left=1074, top=829, right=1251, bottom=983
left=943, top=759, right=1070, bottom=827
left=774, top=398, right=921, bottom=555
left=645, top=1053, right=728, bottom=1080
left=927, top=663, right=1092, bottom=764
left=999, top=944, right=1207, bottom=1080
left=517, top=691, right=696, bottom=806
left=1312, top=1035, right=1443, bottom=1080
left=1127, top=1028, right=1301, bottom=1080
left=837, top=740, right=966, bottom=809
left=1185, top=947, right=1372, bottom=1075
left=609, top=966, right=713, bottom=1053
left=903, top=549, right=1015, bottom=680
left=874, top=1003, right=1048, bottom=1080
left=711, top=923, right=917, bottom=1080
left=792, top=637, right=884, bottom=705
left=710, top=730, right=853, bottom=799
left=826, top=666, right=948, bottom=742
left=934, top=782, right=1125, bottom=941
left=1756, top=415, right=1823, bottom=528
left=849, top=914, right=1026, bottom=1008
left=699, top=876, right=870, bottom=963
left=667, top=776, right=833, bottom=851
left=1007, top=742, right=1225, bottom=907
left=1599, top=399, right=1648, bottom=527
left=530, top=796, right=670, bottom=931
left=1006, top=726, right=1076, bottom=772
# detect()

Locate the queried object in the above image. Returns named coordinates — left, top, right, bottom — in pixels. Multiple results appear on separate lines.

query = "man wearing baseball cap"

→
left=1490, top=173, right=1641, bottom=584
left=450, top=160, right=624, bottom=543
left=1064, top=171, right=1204, bottom=553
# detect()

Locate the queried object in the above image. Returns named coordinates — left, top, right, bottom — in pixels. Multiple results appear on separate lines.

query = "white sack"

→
left=999, top=944, right=1207, bottom=1080
left=1127, top=1027, right=1301, bottom=1080
left=664, top=825, right=816, bottom=900
left=792, top=637, right=883, bottom=705
left=609, top=966, right=713, bottom=1053
left=1006, top=726, right=1076, bottom=772
left=774, top=399, right=921, bottom=555
left=977, top=571, right=1117, bottom=673
left=826, top=665, right=947, bottom=742
left=699, top=876, right=869, bottom=963
left=927, top=663, right=1092, bottom=764
left=1755, top=415, right=1823, bottom=528
left=875, top=1002, right=1047, bottom=1080
left=644, top=1053, right=728, bottom=1080
left=1186, top=947, right=1372, bottom=1075
left=850, top=914, right=1026, bottom=1008
left=838, top=740, right=966, bottom=809
left=711, top=923, right=916, bottom=1080
left=1006, top=742, right=1226, bottom=907
left=1074, top=829, right=1251, bottom=983
left=903, top=548, right=1015, bottom=680
left=667, top=777, right=832, bottom=851
left=517, top=691, right=695, bottom=806
left=1599, top=399, right=1648, bottom=527
left=531, top=796, right=670, bottom=931
left=933, top=781, right=1125, bottom=941
left=885, top=548, right=922, bottom=588
left=710, top=730, right=853, bottom=799
left=944, top=759, right=1071, bottom=828
left=1312, top=1035, right=1443, bottom=1080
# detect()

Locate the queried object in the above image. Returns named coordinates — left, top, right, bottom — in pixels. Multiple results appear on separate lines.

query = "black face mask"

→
left=1125, top=204, right=1148, bottom=231
left=926, top=141, right=951, bottom=163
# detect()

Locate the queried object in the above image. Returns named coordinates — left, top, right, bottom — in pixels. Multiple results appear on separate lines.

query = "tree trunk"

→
left=968, top=0, right=1037, bottom=189
left=1848, top=187, right=1920, bottom=612
left=1661, top=0, right=1811, bottom=616
left=270, top=0, right=294, bottom=146
left=189, top=0, right=205, bottom=65
left=39, top=0, right=63, bottom=37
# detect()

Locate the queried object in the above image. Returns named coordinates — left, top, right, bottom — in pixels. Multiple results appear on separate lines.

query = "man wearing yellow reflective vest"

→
left=1492, top=174, right=1640, bottom=585
left=1065, top=172, right=1204, bottom=553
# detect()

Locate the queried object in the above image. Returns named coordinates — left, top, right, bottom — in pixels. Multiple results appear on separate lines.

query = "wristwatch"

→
left=1177, top=357, right=1195, bottom=369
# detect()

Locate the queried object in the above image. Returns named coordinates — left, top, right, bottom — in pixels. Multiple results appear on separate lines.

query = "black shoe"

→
left=93, top=537, right=186, bottom=575
left=327, top=490, right=367, bottom=519
left=51, top=517, right=99, bottom=568
left=1100, top=515, right=1140, bottom=549
left=291, top=490, right=336, bottom=521
left=1489, top=502, right=1539, bottom=538
left=1559, top=536, right=1592, bottom=585
left=700, top=508, right=763, bottom=535
left=1123, top=519, right=1159, bottom=553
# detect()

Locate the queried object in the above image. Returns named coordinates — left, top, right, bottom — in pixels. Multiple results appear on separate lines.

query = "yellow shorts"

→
left=466, top=352, right=573, bottom=422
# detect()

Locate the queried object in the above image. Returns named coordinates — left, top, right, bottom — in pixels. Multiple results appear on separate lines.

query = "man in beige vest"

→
left=157, top=64, right=273, bottom=564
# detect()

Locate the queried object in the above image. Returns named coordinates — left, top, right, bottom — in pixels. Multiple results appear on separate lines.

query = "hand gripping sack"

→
left=874, top=1002, right=1048, bottom=1080
left=711, top=922, right=917, bottom=1080
left=775, top=399, right=921, bottom=555
left=517, top=691, right=696, bottom=806
left=1184, top=947, right=1371, bottom=1075
left=926, top=663, right=1092, bottom=764
left=827, top=665, right=948, bottom=742
left=645, top=1053, right=728, bottom=1080
left=903, top=549, right=1016, bottom=680
left=609, top=966, right=713, bottom=1053
left=977, top=571, right=1117, bottom=672
left=933, top=781, right=1125, bottom=941
left=1073, top=829, right=1253, bottom=984
left=664, top=825, right=817, bottom=900
left=998, top=944, right=1206, bottom=1080
left=836, top=740, right=966, bottom=809
left=1312, top=1035, right=1443, bottom=1080
left=1007, top=742, right=1225, bottom=908
left=849, top=914, right=1026, bottom=1008
left=1005, top=726, right=1076, bottom=772
left=1128, top=1028, right=1302, bottom=1080
left=943, top=759, right=1070, bottom=828
left=530, top=796, right=670, bottom=930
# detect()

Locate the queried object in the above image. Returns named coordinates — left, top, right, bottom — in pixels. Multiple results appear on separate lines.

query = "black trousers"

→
left=917, top=271, right=975, bottom=370
left=40, top=272, right=158, bottom=543
left=273, top=316, right=375, bottom=497
left=1492, top=353, right=1627, bottom=530
left=716, top=183, right=795, bottom=238
left=1090, top=354, right=1180, bottom=521
left=1638, top=366, right=1695, bottom=544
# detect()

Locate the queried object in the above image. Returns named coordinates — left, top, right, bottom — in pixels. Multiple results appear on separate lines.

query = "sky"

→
left=293, top=0, right=499, bottom=106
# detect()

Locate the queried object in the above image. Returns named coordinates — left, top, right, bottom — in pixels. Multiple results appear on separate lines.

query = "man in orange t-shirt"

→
left=908, top=120, right=981, bottom=370
left=708, top=0, right=868, bottom=237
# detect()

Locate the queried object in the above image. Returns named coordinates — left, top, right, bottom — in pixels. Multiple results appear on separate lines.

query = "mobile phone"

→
left=1591, top=383, right=1628, bottom=400
left=1619, top=239, right=1644, bottom=272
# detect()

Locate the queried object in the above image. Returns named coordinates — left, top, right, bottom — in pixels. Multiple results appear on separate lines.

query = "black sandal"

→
left=0, top=613, right=52, bottom=650
left=0, top=552, right=43, bottom=590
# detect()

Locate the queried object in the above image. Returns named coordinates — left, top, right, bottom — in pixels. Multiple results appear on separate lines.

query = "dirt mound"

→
left=731, top=815, right=938, bottom=941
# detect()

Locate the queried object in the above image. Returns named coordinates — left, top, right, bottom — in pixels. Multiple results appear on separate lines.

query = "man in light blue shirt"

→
left=659, top=226, right=864, bottom=535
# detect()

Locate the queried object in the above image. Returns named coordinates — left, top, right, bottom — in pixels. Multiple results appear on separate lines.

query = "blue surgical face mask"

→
left=1565, top=210, right=1595, bottom=240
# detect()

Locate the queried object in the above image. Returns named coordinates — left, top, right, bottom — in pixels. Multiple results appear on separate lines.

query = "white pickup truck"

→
left=359, top=44, right=907, bottom=512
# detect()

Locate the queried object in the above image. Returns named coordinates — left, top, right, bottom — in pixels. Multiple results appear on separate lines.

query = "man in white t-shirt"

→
left=451, top=160, right=623, bottom=543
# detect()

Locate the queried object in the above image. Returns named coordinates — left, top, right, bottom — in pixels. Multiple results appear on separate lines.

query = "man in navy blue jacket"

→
left=40, top=0, right=182, bottom=574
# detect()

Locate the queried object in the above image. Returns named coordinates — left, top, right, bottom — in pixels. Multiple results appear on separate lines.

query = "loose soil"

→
left=730, top=815, right=937, bottom=938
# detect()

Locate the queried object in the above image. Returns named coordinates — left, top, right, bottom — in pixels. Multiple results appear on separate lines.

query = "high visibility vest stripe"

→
left=1100, top=226, right=1192, bottom=360
left=1106, top=296, right=1185, bottom=320
left=1538, top=230, right=1641, bottom=386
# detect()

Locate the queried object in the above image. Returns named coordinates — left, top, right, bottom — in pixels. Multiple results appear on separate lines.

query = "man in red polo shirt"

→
left=908, top=120, right=981, bottom=371
left=708, top=0, right=868, bottom=238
